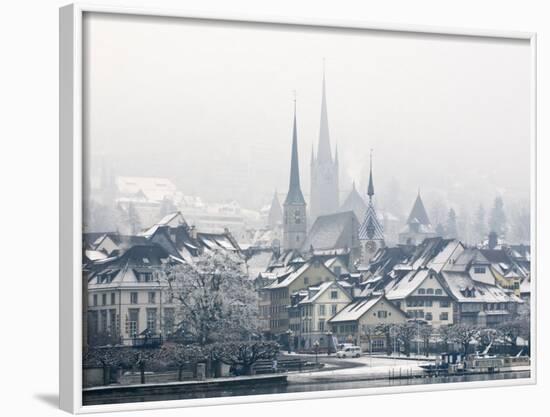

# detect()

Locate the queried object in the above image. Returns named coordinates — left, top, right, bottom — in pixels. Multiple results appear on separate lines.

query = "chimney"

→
left=190, top=225, right=197, bottom=240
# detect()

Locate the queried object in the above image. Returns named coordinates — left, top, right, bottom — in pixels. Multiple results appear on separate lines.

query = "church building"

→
left=310, top=69, right=339, bottom=224
left=283, top=100, right=307, bottom=251
left=358, top=153, right=385, bottom=267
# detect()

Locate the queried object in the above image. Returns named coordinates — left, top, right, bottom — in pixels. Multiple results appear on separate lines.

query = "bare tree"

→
left=210, top=341, right=279, bottom=375
left=375, top=323, right=396, bottom=356
left=449, top=324, right=480, bottom=356
left=160, top=343, right=207, bottom=381
left=396, top=323, right=417, bottom=357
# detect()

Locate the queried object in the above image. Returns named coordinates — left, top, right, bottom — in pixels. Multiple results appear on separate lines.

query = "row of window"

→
left=92, top=291, right=159, bottom=307
left=89, top=307, right=176, bottom=337
left=406, top=310, right=449, bottom=321
left=406, top=299, right=450, bottom=308
left=416, top=288, right=444, bottom=295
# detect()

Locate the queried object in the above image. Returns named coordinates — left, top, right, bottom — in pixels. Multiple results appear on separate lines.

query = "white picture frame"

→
left=59, top=3, right=537, bottom=413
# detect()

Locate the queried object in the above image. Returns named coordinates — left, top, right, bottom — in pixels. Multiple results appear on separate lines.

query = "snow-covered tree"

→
left=166, top=250, right=259, bottom=345
left=474, top=204, right=487, bottom=245
left=448, top=324, right=480, bottom=355
left=510, top=203, right=530, bottom=244
left=210, top=341, right=279, bottom=375
left=396, top=323, right=417, bottom=357
left=445, top=208, right=458, bottom=239
left=489, top=196, right=507, bottom=238
left=160, top=343, right=207, bottom=381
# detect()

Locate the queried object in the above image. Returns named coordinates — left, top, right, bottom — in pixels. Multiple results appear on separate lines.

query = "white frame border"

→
left=59, top=3, right=538, bottom=414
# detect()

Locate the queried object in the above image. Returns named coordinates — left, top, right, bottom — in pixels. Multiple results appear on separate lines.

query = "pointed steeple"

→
left=406, top=192, right=431, bottom=226
left=268, top=189, right=283, bottom=228
left=284, top=97, right=305, bottom=205
left=317, top=61, right=333, bottom=163
left=367, top=149, right=375, bottom=201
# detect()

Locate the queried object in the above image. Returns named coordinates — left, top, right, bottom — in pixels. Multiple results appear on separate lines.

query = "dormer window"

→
left=474, top=266, right=486, bottom=274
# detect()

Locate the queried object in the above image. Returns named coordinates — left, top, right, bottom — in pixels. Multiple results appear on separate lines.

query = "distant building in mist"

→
left=398, top=192, right=438, bottom=245
left=310, top=70, right=339, bottom=224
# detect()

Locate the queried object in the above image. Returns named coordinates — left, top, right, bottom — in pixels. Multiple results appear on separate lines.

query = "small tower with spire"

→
left=283, top=95, right=307, bottom=251
left=310, top=61, right=339, bottom=224
left=358, top=150, right=384, bottom=266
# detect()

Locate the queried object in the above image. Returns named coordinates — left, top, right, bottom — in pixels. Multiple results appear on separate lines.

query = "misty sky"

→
left=83, top=12, right=531, bottom=215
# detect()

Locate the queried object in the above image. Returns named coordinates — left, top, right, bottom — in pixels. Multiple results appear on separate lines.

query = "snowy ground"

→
left=287, top=355, right=432, bottom=384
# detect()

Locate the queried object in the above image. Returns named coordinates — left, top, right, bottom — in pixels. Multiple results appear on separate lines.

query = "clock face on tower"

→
left=365, top=240, right=377, bottom=253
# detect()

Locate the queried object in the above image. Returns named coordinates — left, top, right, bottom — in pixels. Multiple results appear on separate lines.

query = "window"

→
left=334, top=266, right=342, bottom=277
left=425, top=300, right=433, bottom=307
left=130, top=292, right=138, bottom=304
left=128, top=309, right=139, bottom=338
left=319, top=305, right=326, bottom=316
left=100, top=310, right=108, bottom=333
left=440, top=312, right=449, bottom=321
left=425, top=312, right=433, bottom=321
left=109, top=309, right=117, bottom=335
left=435, top=289, right=443, bottom=295
left=93, top=294, right=98, bottom=307
left=440, top=300, right=450, bottom=308
left=331, top=305, right=337, bottom=315
left=474, top=266, right=486, bottom=274
left=111, top=292, right=116, bottom=305
left=102, top=294, right=107, bottom=306
left=426, top=288, right=434, bottom=295
left=146, top=308, right=157, bottom=333
left=148, top=292, right=156, bottom=304
left=318, top=320, right=325, bottom=332
left=304, top=277, right=309, bottom=285
left=330, top=291, right=338, bottom=300
left=418, top=288, right=426, bottom=295
left=377, top=311, right=388, bottom=319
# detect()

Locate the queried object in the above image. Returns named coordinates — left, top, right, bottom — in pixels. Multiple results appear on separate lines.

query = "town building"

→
left=385, top=268, right=455, bottom=327
left=288, top=280, right=352, bottom=350
left=310, top=69, right=339, bottom=223
left=301, top=211, right=361, bottom=266
left=86, top=244, right=183, bottom=346
left=328, top=294, right=407, bottom=351
left=259, top=257, right=337, bottom=337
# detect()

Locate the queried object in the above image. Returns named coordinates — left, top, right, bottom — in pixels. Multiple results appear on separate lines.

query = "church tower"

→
left=358, top=151, right=384, bottom=266
left=283, top=98, right=307, bottom=251
left=310, top=65, right=339, bottom=224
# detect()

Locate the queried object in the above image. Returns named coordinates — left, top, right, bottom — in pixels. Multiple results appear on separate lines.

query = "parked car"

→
left=336, top=346, right=361, bottom=358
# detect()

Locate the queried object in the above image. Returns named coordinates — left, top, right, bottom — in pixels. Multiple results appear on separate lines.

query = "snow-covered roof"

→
left=440, top=271, right=522, bottom=304
left=385, top=269, right=433, bottom=300
left=328, top=295, right=404, bottom=323
left=116, top=176, right=177, bottom=202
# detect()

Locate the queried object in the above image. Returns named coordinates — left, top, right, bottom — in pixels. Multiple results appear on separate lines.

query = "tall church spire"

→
left=283, top=95, right=307, bottom=251
left=367, top=149, right=375, bottom=201
left=284, top=96, right=305, bottom=205
left=317, top=62, right=332, bottom=163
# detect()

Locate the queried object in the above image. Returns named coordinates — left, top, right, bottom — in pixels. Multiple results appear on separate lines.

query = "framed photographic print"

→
left=59, top=3, right=537, bottom=413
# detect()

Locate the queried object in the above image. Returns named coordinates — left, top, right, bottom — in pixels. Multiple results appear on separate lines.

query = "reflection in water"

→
left=84, top=371, right=531, bottom=405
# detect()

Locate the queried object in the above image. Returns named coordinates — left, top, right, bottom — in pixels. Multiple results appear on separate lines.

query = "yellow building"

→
left=261, top=258, right=338, bottom=336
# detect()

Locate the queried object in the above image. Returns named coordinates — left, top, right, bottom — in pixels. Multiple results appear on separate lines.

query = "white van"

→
left=336, top=345, right=361, bottom=358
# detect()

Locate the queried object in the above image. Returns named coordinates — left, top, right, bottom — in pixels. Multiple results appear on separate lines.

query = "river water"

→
left=85, top=371, right=530, bottom=405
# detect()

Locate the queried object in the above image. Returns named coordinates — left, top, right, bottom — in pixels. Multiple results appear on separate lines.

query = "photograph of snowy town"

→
left=81, top=14, right=532, bottom=406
